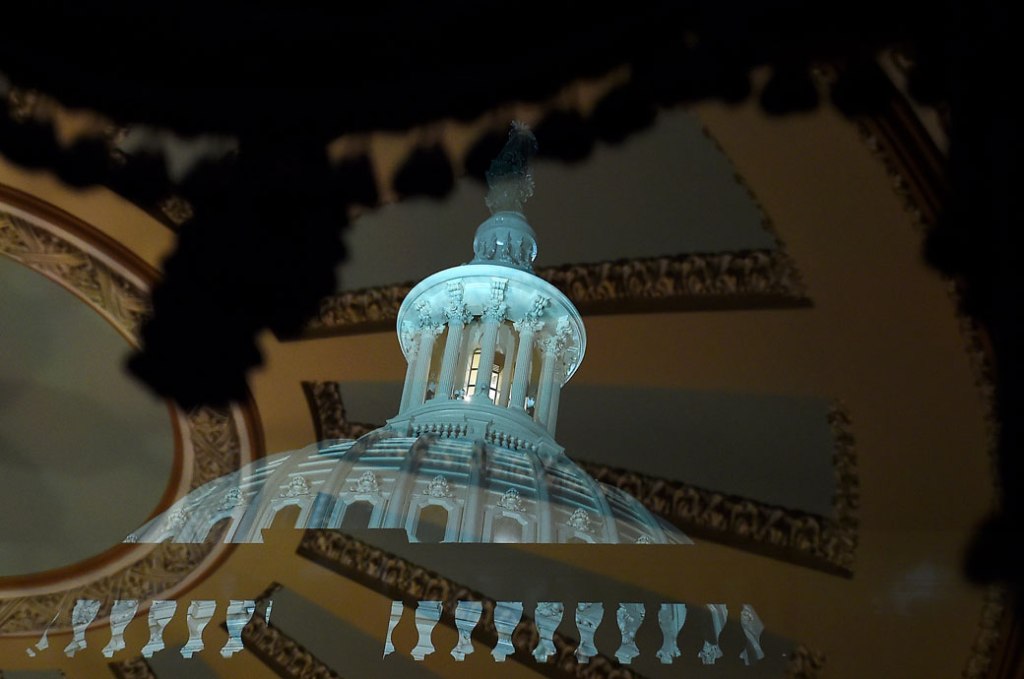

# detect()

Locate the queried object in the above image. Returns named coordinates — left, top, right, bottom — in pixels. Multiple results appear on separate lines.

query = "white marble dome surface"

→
left=127, top=431, right=688, bottom=546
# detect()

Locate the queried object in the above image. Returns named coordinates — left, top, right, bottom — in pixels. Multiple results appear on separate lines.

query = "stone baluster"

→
left=411, top=601, right=443, bottom=660
left=434, top=282, right=470, bottom=401
left=614, top=603, right=645, bottom=665
left=491, top=601, right=524, bottom=662
left=102, top=599, right=140, bottom=658
left=656, top=603, right=687, bottom=664
left=574, top=602, right=604, bottom=664
left=383, top=600, right=404, bottom=657
left=451, top=601, right=482, bottom=661
left=141, top=600, right=178, bottom=658
left=698, top=603, right=728, bottom=665
left=221, top=600, right=256, bottom=658
left=739, top=604, right=766, bottom=666
left=471, top=280, right=507, bottom=404
left=63, top=599, right=100, bottom=657
left=181, top=600, right=217, bottom=658
left=532, top=602, right=563, bottom=662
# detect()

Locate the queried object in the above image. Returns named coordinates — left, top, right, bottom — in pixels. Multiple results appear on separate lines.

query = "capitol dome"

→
left=128, top=123, right=687, bottom=546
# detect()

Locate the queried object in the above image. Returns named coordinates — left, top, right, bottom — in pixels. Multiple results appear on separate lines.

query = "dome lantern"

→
left=390, top=122, right=585, bottom=458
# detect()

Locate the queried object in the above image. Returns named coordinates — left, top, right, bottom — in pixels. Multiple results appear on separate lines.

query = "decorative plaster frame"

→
left=785, top=645, right=827, bottom=679
left=837, top=61, right=1011, bottom=679
left=298, top=529, right=824, bottom=679
left=295, top=114, right=810, bottom=340
left=235, top=600, right=343, bottom=679
left=301, top=248, right=809, bottom=338
left=301, top=381, right=377, bottom=442
left=0, top=185, right=262, bottom=635
left=580, top=403, right=859, bottom=576
left=108, top=656, right=158, bottom=679
left=298, top=529, right=648, bottom=679
left=302, top=381, right=858, bottom=576
left=214, top=583, right=349, bottom=679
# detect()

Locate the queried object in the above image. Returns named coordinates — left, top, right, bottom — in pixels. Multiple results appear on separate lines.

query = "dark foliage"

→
left=1, top=2, right=1021, bottom=605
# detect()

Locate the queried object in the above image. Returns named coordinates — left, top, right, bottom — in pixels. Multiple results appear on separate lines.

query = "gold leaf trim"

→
left=300, top=249, right=808, bottom=338
left=0, top=193, right=258, bottom=635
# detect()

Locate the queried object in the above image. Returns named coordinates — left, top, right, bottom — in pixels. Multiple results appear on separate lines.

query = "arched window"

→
left=200, top=515, right=235, bottom=543
left=340, top=501, right=373, bottom=530
left=416, top=504, right=450, bottom=543
left=268, top=504, right=301, bottom=531
left=492, top=516, right=523, bottom=543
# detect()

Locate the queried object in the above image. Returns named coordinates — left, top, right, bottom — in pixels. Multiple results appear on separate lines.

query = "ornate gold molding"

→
left=300, top=381, right=377, bottom=442
left=848, top=78, right=1014, bottom=679
left=300, top=248, right=809, bottom=338
left=298, top=529, right=647, bottom=679
left=847, top=76, right=946, bottom=231
left=238, top=601, right=344, bottom=679
left=579, top=402, right=858, bottom=577
left=301, top=382, right=858, bottom=576
left=108, top=656, right=158, bottom=679
left=0, top=185, right=261, bottom=634
left=956, top=305, right=1009, bottom=679
left=963, top=586, right=1009, bottom=679
left=0, top=203, right=150, bottom=342
left=299, top=113, right=809, bottom=340
left=785, top=644, right=827, bottom=679
left=215, top=583, right=344, bottom=679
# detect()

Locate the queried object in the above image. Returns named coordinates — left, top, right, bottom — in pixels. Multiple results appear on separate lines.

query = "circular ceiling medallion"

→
left=0, top=184, right=263, bottom=635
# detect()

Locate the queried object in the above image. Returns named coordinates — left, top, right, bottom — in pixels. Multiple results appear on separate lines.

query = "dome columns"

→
left=533, top=317, right=577, bottom=435
left=509, top=318, right=541, bottom=410
left=399, top=301, right=443, bottom=413
left=393, top=266, right=585, bottom=450
left=471, top=280, right=508, bottom=404
left=434, top=282, right=471, bottom=403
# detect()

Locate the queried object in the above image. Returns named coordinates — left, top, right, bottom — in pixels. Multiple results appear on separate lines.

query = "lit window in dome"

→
left=465, top=348, right=502, bottom=401
left=415, top=505, right=449, bottom=543
left=492, top=516, right=523, bottom=543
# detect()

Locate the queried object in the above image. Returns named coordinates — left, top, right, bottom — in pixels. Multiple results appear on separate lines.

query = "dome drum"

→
left=127, top=435, right=689, bottom=546
left=394, top=264, right=585, bottom=438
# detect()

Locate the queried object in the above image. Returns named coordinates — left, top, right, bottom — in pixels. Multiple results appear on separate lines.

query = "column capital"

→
left=444, top=281, right=471, bottom=325
left=539, top=335, right=561, bottom=356
left=401, top=320, right=419, bottom=346
left=537, top=317, right=580, bottom=377
left=541, top=317, right=575, bottom=352
left=513, top=294, right=549, bottom=333
left=414, top=299, right=435, bottom=329
left=526, top=294, right=551, bottom=320
left=482, top=278, right=509, bottom=323
left=514, top=318, right=544, bottom=335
